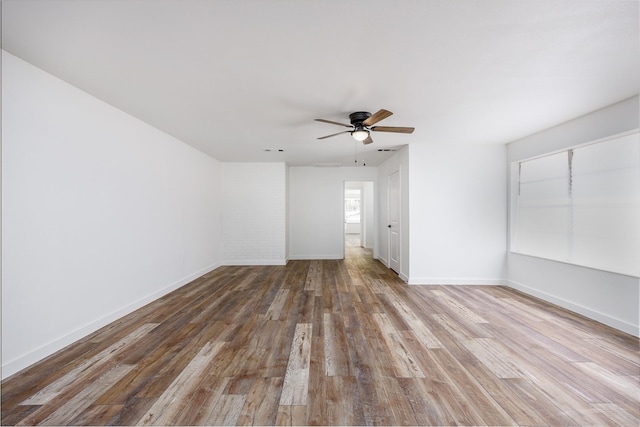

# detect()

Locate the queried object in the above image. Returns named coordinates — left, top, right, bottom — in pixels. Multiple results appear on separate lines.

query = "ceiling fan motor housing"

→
left=349, top=111, right=372, bottom=126
left=315, top=108, right=413, bottom=142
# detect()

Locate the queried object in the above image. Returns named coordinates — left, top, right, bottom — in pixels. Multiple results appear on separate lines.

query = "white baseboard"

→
left=407, top=278, right=508, bottom=286
left=222, top=259, right=287, bottom=265
left=507, top=280, right=639, bottom=337
left=1, top=262, right=221, bottom=380
left=287, top=255, right=343, bottom=260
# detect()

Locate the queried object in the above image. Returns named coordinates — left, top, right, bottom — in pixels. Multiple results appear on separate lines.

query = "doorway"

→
left=344, top=181, right=375, bottom=256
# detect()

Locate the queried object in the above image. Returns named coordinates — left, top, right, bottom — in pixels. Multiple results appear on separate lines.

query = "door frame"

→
left=342, top=180, right=376, bottom=259
left=388, top=170, right=401, bottom=273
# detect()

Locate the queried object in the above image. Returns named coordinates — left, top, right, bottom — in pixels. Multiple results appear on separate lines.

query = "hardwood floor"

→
left=2, top=243, right=639, bottom=425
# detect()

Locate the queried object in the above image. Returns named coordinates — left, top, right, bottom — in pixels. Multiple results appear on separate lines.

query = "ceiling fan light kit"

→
left=315, top=109, right=414, bottom=145
left=351, top=128, right=369, bottom=141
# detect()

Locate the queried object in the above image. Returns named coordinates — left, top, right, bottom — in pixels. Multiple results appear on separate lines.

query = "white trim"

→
left=1, top=262, right=222, bottom=379
left=377, top=255, right=389, bottom=267
left=514, top=128, right=639, bottom=163
left=222, top=259, right=287, bottom=266
left=287, top=255, right=343, bottom=260
left=407, top=278, right=508, bottom=285
left=508, top=279, right=639, bottom=337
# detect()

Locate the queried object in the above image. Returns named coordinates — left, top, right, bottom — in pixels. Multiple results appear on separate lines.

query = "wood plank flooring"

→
left=2, top=242, right=639, bottom=425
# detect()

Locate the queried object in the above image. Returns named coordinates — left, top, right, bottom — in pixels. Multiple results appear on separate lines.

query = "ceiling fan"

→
left=315, top=109, right=414, bottom=144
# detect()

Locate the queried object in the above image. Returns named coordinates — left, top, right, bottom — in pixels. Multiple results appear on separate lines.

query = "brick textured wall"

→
left=221, top=163, right=286, bottom=264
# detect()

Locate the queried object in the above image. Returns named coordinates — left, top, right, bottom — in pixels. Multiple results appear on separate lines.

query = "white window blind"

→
left=514, top=152, right=571, bottom=261
left=571, top=133, right=640, bottom=275
left=512, top=131, right=640, bottom=277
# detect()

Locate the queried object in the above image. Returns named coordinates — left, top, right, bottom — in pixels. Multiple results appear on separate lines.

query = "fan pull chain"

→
left=353, top=141, right=367, bottom=166
left=362, top=143, right=366, bottom=166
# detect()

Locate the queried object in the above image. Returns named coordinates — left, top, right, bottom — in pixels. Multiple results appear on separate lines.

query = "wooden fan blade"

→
left=362, top=109, right=393, bottom=126
left=363, top=135, right=374, bottom=145
left=371, top=126, right=415, bottom=134
left=317, top=130, right=350, bottom=140
left=314, top=118, right=352, bottom=128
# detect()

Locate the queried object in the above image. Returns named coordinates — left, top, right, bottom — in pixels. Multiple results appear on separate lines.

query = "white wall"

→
left=378, top=147, right=411, bottom=279
left=408, top=142, right=508, bottom=284
left=1, top=51, right=223, bottom=378
left=289, top=167, right=377, bottom=260
left=221, top=162, right=287, bottom=265
left=507, top=96, right=639, bottom=336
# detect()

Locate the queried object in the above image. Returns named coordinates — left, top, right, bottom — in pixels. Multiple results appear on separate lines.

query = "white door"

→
left=388, top=171, right=400, bottom=273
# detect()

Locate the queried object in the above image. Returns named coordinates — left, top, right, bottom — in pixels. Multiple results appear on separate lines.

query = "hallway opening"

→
left=344, top=180, right=374, bottom=259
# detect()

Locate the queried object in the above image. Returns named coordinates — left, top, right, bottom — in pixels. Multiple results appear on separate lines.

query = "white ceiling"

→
left=2, top=0, right=638, bottom=166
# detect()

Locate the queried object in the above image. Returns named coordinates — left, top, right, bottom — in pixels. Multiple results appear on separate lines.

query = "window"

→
left=345, top=198, right=361, bottom=223
left=514, top=151, right=571, bottom=261
left=511, top=131, right=640, bottom=277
